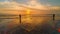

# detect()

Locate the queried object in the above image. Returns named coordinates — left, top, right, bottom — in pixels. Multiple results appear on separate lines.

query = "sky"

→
left=0, top=0, right=60, bottom=14
left=0, top=0, right=60, bottom=6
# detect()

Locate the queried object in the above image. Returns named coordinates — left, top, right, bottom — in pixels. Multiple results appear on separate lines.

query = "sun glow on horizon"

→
left=25, top=9, right=32, bottom=23
left=26, top=9, right=31, bottom=14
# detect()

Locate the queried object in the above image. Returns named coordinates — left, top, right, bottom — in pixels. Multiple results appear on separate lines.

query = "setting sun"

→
left=26, top=9, right=31, bottom=23
left=26, top=9, right=31, bottom=14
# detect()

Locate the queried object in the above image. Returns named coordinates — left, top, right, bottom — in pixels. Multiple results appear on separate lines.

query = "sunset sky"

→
left=0, top=0, right=60, bottom=14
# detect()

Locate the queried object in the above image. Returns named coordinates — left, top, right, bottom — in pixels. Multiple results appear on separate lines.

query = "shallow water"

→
left=0, top=14, right=60, bottom=34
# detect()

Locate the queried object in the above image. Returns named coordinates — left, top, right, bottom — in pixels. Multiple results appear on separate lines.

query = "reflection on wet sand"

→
left=0, top=14, right=55, bottom=34
left=21, top=14, right=53, bottom=31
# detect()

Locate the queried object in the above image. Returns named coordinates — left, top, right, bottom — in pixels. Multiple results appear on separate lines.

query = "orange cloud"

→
left=23, top=0, right=48, bottom=10
left=50, top=6, right=60, bottom=10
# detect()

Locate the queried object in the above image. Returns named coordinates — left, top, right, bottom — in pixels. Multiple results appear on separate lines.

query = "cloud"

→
left=0, top=1, right=27, bottom=14
left=0, top=0, right=60, bottom=10
left=0, top=0, right=60, bottom=14
left=0, top=1, right=26, bottom=10
left=23, top=0, right=48, bottom=10
left=19, top=0, right=60, bottom=10
left=50, top=6, right=60, bottom=10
